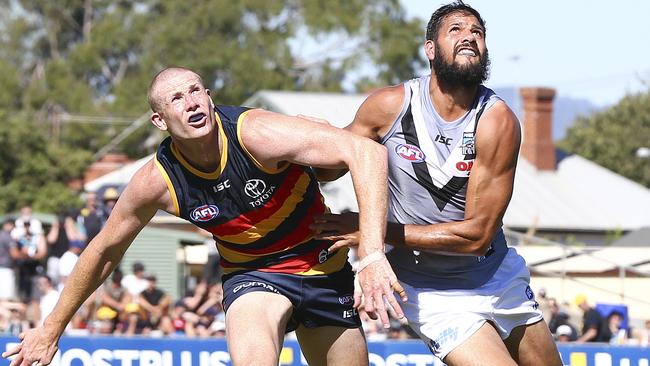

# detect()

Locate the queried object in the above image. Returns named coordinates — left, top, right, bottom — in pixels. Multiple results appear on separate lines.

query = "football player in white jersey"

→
left=314, top=1, right=561, bottom=365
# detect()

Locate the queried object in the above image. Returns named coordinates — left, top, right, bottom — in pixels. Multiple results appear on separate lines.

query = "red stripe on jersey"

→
left=228, top=192, right=326, bottom=255
left=260, top=242, right=331, bottom=273
left=207, top=165, right=304, bottom=236
left=220, top=241, right=329, bottom=273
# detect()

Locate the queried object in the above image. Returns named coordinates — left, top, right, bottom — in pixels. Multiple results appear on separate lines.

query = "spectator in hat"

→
left=121, top=262, right=148, bottom=298
left=556, top=325, right=575, bottom=343
left=575, top=294, right=604, bottom=342
left=102, top=187, right=120, bottom=218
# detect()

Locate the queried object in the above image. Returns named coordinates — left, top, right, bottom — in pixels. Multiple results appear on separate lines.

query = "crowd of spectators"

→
left=1, top=196, right=649, bottom=344
left=0, top=191, right=416, bottom=341
left=537, top=288, right=650, bottom=346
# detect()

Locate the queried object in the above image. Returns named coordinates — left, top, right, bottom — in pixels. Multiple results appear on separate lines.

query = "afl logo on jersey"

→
left=190, top=204, right=219, bottom=222
left=395, top=143, right=426, bottom=162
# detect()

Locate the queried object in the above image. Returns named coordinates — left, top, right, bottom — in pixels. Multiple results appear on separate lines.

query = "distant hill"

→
left=492, top=87, right=601, bottom=141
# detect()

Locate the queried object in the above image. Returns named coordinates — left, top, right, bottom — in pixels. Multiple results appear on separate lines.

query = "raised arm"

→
left=3, top=159, right=173, bottom=366
left=241, top=109, right=404, bottom=326
left=387, top=101, right=521, bottom=256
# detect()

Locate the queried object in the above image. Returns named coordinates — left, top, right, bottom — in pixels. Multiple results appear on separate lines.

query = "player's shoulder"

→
left=476, top=99, right=521, bottom=148
left=354, top=84, right=406, bottom=128
left=215, top=105, right=252, bottom=125
left=363, top=84, right=406, bottom=113
left=480, top=98, right=520, bottom=132
left=124, top=158, right=170, bottom=207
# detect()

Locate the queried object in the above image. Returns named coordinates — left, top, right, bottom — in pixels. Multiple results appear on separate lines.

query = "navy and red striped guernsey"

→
left=154, top=105, right=348, bottom=276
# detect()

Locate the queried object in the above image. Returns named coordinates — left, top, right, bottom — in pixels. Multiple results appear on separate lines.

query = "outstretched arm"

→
left=3, top=159, right=172, bottom=366
left=241, top=108, right=403, bottom=327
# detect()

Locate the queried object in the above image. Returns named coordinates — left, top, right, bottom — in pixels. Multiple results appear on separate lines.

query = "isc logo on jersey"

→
left=190, top=204, right=219, bottom=222
left=395, top=143, right=426, bottom=163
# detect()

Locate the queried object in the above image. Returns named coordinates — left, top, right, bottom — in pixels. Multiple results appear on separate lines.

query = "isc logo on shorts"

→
left=343, top=308, right=358, bottom=318
left=190, top=204, right=219, bottom=222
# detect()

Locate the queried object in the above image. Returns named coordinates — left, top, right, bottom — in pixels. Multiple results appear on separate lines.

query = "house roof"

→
left=530, top=246, right=650, bottom=273
left=85, top=90, right=650, bottom=232
left=611, top=227, right=650, bottom=246
left=243, top=90, right=368, bottom=128
left=84, top=155, right=151, bottom=192
left=504, top=154, right=650, bottom=231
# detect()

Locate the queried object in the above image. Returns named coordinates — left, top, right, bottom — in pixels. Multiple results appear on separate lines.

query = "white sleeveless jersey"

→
left=382, top=75, right=509, bottom=289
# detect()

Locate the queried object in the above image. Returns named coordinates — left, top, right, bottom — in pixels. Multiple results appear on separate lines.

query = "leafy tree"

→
left=558, top=90, right=650, bottom=188
left=0, top=111, right=88, bottom=213
left=0, top=0, right=425, bottom=213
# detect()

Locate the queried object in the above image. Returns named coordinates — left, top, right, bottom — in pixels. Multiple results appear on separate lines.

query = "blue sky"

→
left=400, top=0, right=650, bottom=107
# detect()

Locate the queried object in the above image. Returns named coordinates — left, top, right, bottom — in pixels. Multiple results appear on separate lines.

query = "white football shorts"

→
left=399, top=248, right=543, bottom=360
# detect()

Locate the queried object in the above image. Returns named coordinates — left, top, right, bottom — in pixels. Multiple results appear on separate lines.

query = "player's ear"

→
left=151, top=112, right=168, bottom=131
left=424, top=39, right=436, bottom=64
left=207, top=90, right=215, bottom=109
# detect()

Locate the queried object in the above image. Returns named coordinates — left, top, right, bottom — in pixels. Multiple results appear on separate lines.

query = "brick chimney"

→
left=84, top=153, right=131, bottom=182
left=520, top=87, right=556, bottom=170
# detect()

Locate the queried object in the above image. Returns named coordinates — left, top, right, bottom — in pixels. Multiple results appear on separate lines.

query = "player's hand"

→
left=311, top=212, right=360, bottom=253
left=356, top=254, right=407, bottom=328
left=2, top=327, right=59, bottom=366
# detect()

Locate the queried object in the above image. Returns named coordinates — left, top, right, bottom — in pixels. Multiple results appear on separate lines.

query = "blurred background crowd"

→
left=1, top=193, right=649, bottom=345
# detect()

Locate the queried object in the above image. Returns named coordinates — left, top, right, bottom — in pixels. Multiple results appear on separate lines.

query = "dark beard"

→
left=433, top=46, right=490, bottom=88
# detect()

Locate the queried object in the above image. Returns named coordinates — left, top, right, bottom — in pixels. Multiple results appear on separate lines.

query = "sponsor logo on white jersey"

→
left=461, top=132, right=475, bottom=155
left=395, top=143, right=426, bottom=162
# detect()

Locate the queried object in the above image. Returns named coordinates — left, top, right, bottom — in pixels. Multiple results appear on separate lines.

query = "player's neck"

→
left=172, top=131, right=222, bottom=173
left=429, top=73, right=479, bottom=122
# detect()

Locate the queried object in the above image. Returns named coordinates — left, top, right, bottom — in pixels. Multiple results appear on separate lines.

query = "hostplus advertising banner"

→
left=1, top=336, right=649, bottom=366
